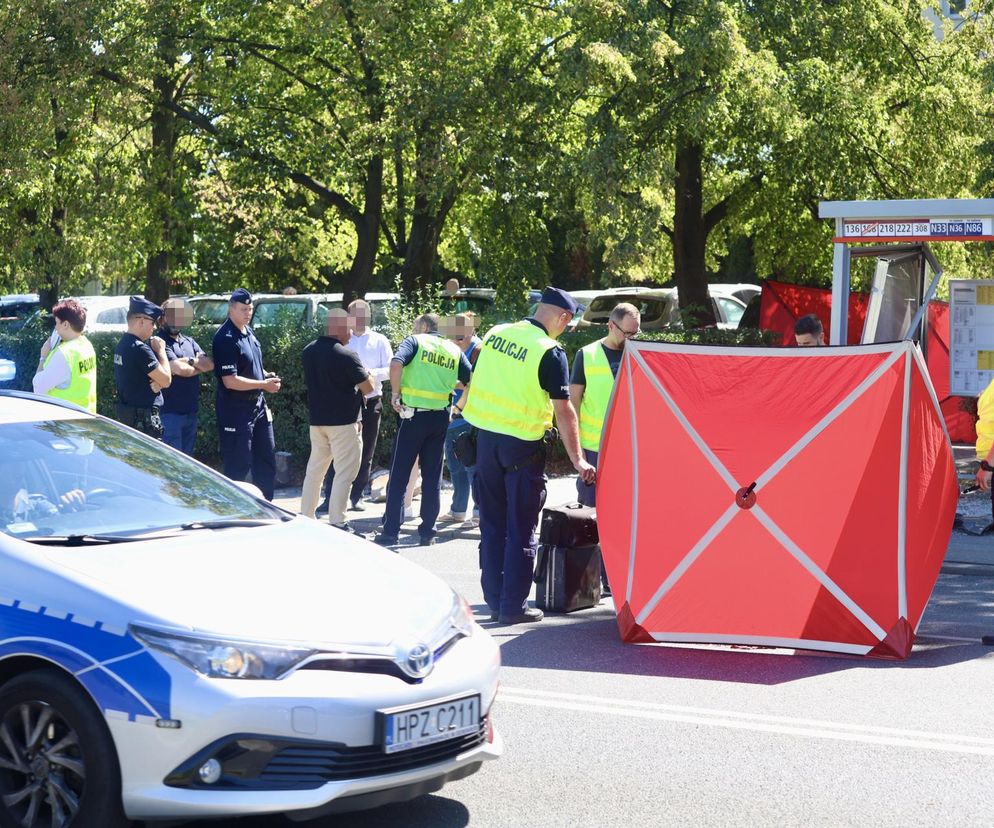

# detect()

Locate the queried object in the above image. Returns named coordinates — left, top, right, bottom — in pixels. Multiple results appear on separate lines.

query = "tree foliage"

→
left=0, top=0, right=991, bottom=304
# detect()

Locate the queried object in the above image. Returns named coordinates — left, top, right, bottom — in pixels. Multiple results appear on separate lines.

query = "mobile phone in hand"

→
left=47, top=330, right=61, bottom=350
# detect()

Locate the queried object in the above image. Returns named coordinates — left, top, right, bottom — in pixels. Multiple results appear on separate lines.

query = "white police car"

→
left=0, top=391, right=501, bottom=825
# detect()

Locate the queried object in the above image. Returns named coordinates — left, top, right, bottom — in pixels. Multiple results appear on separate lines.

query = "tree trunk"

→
left=671, top=140, right=715, bottom=327
left=145, top=36, right=178, bottom=304
left=341, top=155, right=384, bottom=304
left=399, top=200, right=443, bottom=294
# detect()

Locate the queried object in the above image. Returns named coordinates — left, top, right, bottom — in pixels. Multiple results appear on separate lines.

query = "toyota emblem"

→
left=405, top=643, right=434, bottom=678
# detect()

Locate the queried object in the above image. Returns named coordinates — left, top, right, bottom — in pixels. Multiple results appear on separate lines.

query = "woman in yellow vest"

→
left=32, top=299, right=98, bottom=413
left=569, top=303, right=641, bottom=508
left=975, top=378, right=994, bottom=520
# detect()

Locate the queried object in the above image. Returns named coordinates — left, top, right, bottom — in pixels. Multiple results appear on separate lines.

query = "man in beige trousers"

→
left=300, top=309, right=374, bottom=533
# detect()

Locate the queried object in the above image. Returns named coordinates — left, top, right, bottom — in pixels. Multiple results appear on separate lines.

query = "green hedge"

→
left=0, top=320, right=777, bottom=483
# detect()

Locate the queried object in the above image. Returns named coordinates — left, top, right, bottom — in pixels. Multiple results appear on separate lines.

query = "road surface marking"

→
left=498, top=687, right=994, bottom=756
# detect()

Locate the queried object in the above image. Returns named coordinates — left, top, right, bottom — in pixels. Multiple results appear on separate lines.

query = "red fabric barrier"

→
left=598, top=341, right=958, bottom=659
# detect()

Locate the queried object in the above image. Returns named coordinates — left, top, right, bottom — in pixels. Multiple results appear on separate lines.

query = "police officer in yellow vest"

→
left=570, top=302, right=641, bottom=507
left=375, top=314, right=473, bottom=546
left=32, top=299, right=98, bottom=413
left=463, top=287, right=596, bottom=625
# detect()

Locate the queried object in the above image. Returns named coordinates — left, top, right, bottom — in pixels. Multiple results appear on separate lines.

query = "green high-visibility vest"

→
left=578, top=341, right=616, bottom=452
left=44, top=335, right=97, bottom=413
left=399, top=334, right=462, bottom=410
left=463, top=321, right=557, bottom=441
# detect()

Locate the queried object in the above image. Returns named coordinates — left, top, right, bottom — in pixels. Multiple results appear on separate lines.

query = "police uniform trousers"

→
left=381, top=409, right=448, bottom=540
left=217, top=398, right=276, bottom=500
left=475, top=429, right=547, bottom=617
left=115, top=404, right=163, bottom=440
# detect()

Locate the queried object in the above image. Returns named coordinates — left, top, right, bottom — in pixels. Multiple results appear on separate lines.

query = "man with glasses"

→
left=569, top=302, right=641, bottom=508
left=113, top=296, right=172, bottom=438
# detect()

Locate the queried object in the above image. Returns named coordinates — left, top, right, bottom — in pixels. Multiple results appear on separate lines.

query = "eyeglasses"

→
left=610, top=320, right=641, bottom=339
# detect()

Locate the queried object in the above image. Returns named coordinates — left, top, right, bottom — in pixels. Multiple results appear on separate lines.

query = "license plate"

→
left=380, top=694, right=480, bottom=754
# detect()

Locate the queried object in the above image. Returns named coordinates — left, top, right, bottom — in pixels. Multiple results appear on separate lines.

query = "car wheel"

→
left=0, top=669, right=129, bottom=828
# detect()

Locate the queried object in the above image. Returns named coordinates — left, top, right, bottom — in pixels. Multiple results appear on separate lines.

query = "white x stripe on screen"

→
left=629, top=344, right=906, bottom=634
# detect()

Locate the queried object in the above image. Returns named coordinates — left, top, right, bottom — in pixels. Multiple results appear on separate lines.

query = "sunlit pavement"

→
left=172, top=476, right=994, bottom=827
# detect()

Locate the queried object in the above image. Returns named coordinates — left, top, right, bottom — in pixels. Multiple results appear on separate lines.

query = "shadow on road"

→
left=492, top=571, right=994, bottom=685
left=164, top=793, right=470, bottom=827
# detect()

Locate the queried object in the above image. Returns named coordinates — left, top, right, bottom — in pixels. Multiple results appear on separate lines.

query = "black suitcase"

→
left=534, top=503, right=601, bottom=613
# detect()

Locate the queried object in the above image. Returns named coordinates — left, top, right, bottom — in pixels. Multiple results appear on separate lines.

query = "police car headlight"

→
left=131, top=624, right=316, bottom=680
left=449, top=593, right=474, bottom=639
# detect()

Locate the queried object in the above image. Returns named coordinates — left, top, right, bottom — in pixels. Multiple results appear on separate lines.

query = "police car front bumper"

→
left=111, top=628, right=502, bottom=820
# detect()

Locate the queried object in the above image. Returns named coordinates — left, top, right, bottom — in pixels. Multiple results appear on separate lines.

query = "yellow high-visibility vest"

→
left=463, top=321, right=557, bottom=441
left=399, top=334, right=461, bottom=410
left=977, top=378, right=994, bottom=460
left=578, top=341, right=616, bottom=452
left=44, top=336, right=97, bottom=413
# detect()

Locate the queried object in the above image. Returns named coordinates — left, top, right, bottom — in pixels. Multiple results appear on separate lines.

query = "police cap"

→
left=539, top=286, right=584, bottom=315
left=128, top=295, right=163, bottom=320
left=230, top=287, right=253, bottom=305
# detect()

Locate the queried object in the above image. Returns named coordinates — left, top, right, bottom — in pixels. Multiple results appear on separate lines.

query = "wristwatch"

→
left=981, top=460, right=994, bottom=473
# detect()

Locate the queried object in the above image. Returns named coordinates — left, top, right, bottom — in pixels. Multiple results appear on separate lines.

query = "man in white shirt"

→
left=318, top=299, right=393, bottom=514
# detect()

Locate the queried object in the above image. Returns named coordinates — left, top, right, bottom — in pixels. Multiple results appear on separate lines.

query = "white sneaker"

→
left=465, top=514, right=480, bottom=528
left=439, top=511, right=467, bottom=523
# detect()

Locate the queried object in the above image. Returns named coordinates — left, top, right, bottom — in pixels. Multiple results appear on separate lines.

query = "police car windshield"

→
left=0, top=418, right=282, bottom=543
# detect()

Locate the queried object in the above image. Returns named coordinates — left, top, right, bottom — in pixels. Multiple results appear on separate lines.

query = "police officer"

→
left=374, top=313, right=472, bottom=547
left=212, top=288, right=281, bottom=500
left=158, top=298, right=214, bottom=455
left=462, top=287, right=596, bottom=624
left=113, top=296, right=172, bottom=437
left=570, top=302, right=641, bottom=507
left=32, top=299, right=98, bottom=413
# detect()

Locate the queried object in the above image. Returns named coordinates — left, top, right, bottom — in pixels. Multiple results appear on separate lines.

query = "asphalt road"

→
left=172, top=478, right=994, bottom=828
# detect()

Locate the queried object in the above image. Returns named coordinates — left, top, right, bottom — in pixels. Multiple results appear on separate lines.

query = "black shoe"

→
left=419, top=535, right=437, bottom=546
left=489, top=612, right=498, bottom=622
left=373, top=533, right=399, bottom=546
left=349, top=500, right=366, bottom=512
left=333, top=522, right=369, bottom=538
left=497, top=608, right=544, bottom=625
left=315, top=502, right=329, bottom=516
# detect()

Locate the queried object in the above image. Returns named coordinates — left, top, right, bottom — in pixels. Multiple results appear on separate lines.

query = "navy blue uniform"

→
left=212, top=319, right=276, bottom=500
left=160, top=330, right=206, bottom=455
left=380, top=335, right=473, bottom=543
left=476, top=319, right=570, bottom=617
left=114, top=333, right=164, bottom=437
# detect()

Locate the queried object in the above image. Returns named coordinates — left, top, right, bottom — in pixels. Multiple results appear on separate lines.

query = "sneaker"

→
left=373, top=533, right=399, bottom=546
left=348, top=500, right=366, bottom=512
left=438, top=511, right=467, bottom=523
left=315, top=502, right=329, bottom=516
left=465, top=516, right=480, bottom=528
left=497, top=607, right=544, bottom=625
left=403, top=506, right=416, bottom=522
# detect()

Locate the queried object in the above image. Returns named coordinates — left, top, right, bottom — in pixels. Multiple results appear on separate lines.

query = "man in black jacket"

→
left=300, top=309, right=374, bottom=533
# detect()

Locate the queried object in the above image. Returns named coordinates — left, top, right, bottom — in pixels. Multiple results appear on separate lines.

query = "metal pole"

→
left=830, top=218, right=851, bottom=345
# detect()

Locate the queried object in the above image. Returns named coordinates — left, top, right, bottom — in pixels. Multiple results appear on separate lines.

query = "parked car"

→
left=189, top=293, right=399, bottom=331
left=0, top=390, right=502, bottom=824
left=0, top=358, right=14, bottom=383
left=579, top=289, right=680, bottom=331
left=579, top=286, right=748, bottom=331
left=710, top=283, right=761, bottom=305
left=439, top=288, right=496, bottom=317
left=0, top=294, right=41, bottom=331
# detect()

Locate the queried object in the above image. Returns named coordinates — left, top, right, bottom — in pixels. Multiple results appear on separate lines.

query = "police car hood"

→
left=41, top=517, right=456, bottom=647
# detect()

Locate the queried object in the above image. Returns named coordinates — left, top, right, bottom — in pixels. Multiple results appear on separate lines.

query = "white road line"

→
left=498, top=687, right=994, bottom=756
